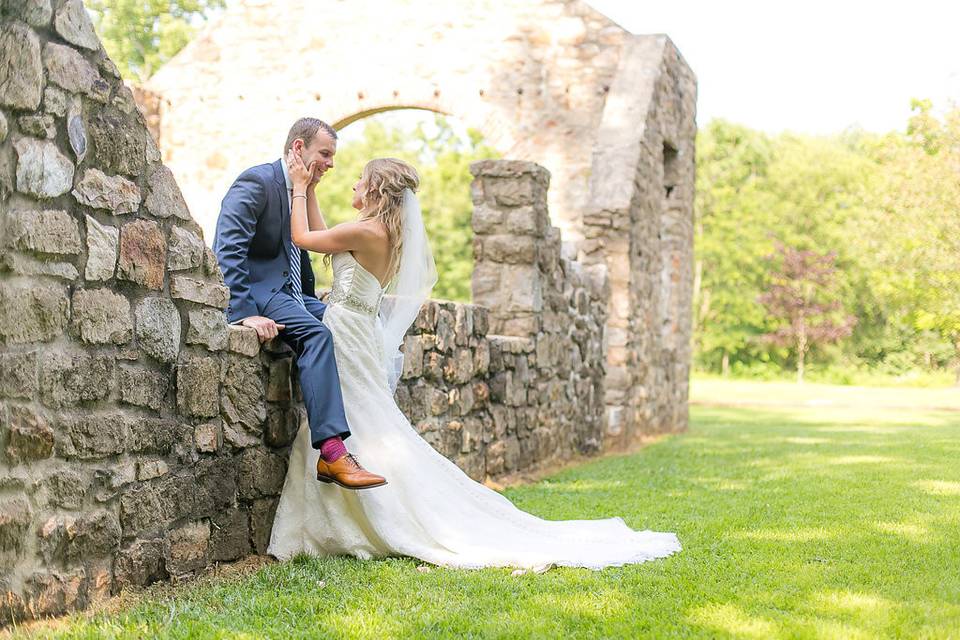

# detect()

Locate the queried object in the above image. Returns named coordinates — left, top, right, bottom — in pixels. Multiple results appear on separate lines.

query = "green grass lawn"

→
left=9, top=379, right=960, bottom=639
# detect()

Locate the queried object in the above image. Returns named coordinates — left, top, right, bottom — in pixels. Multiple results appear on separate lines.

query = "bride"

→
left=267, top=153, right=681, bottom=570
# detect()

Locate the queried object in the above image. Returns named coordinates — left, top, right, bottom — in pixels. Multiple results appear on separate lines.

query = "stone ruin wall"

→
left=582, top=35, right=697, bottom=444
left=136, top=0, right=698, bottom=452
left=0, top=4, right=609, bottom=623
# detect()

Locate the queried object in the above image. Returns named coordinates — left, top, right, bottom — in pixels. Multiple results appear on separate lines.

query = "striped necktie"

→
left=287, top=188, right=305, bottom=306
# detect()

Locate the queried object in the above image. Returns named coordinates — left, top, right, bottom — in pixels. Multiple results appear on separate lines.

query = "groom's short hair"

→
left=284, top=118, right=338, bottom=152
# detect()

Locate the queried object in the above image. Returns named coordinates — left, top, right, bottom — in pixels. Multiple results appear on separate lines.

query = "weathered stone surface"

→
left=14, top=137, right=75, bottom=199
left=250, top=498, right=278, bottom=555
left=117, top=365, right=168, bottom=411
left=144, top=165, right=191, bottom=220
left=7, top=0, right=53, bottom=27
left=18, top=114, right=55, bottom=138
left=170, top=275, right=229, bottom=309
left=5, top=405, right=54, bottom=463
left=57, top=412, right=129, bottom=459
left=71, top=288, right=132, bottom=344
left=118, top=219, right=166, bottom=289
left=44, top=469, right=86, bottom=509
left=221, top=356, right=265, bottom=429
left=1, top=253, right=78, bottom=280
left=194, top=421, right=220, bottom=453
left=265, top=407, right=300, bottom=448
left=137, top=460, right=169, bottom=481
left=23, top=571, right=84, bottom=618
left=118, top=484, right=162, bottom=536
left=5, top=209, right=81, bottom=255
left=43, top=85, right=66, bottom=116
left=84, top=215, right=119, bottom=281
left=128, top=418, right=179, bottom=455
left=135, top=297, right=181, bottom=363
left=209, top=510, right=249, bottom=562
left=227, top=325, right=260, bottom=357
left=266, top=358, right=291, bottom=402
left=43, top=42, right=107, bottom=101
left=92, top=461, right=135, bottom=503
left=167, top=225, right=205, bottom=271
left=67, top=109, right=87, bottom=162
left=176, top=355, right=220, bottom=418
left=54, top=0, right=100, bottom=50
left=0, top=110, right=7, bottom=143
left=0, top=498, right=32, bottom=553
left=115, top=538, right=167, bottom=588
left=186, top=308, right=228, bottom=351
left=165, top=521, right=209, bottom=576
left=194, top=456, right=236, bottom=514
left=0, top=22, right=43, bottom=110
left=238, top=448, right=286, bottom=500
left=87, top=106, right=150, bottom=175
left=39, top=512, right=120, bottom=564
left=0, top=279, right=68, bottom=343
left=72, top=168, right=140, bottom=214
left=222, top=421, right=259, bottom=449
left=0, top=350, right=38, bottom=399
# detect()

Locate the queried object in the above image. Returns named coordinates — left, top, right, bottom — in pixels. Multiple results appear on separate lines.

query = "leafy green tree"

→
left=86, top=0, right=224, bottom=83
left=693, top=120, right=777, bottom=374
left=311, top=115, right=498, bottom=302
left=860, top=102, right=960, bottom=382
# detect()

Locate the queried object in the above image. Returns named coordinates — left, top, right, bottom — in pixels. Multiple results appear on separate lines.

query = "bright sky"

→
left=590, top=0, right=960, bottom=134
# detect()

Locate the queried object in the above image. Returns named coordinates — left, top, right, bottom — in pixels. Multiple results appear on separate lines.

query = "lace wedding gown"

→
left=267, top=252, right=681, bottom=570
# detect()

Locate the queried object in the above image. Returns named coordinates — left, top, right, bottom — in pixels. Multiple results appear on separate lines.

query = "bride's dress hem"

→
left=267, top=252, right=682, bottom=572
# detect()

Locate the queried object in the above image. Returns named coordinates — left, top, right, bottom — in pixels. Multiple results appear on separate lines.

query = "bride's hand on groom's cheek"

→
left=286, top=150, right=316, bottom=188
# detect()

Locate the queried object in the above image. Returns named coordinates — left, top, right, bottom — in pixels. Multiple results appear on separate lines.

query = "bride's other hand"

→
left=286, top=150, right=317, bottom=191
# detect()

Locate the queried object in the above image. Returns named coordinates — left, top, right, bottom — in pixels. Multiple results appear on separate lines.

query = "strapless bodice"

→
left=328, top=252, right=386, bottom=316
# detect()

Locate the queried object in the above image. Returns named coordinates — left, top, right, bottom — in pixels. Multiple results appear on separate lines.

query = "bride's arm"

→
left=305, top=185, right=327, bottom=232
left=291, top=195, right=372, bottom=253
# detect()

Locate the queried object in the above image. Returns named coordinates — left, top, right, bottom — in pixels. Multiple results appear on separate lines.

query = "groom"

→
left=214, top=117, right=386, bottom=490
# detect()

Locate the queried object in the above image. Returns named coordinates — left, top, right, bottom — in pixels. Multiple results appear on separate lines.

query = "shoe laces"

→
left=343, top=453, right=362, bottom=470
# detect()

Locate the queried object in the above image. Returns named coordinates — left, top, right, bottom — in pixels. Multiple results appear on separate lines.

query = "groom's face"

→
left=296, top=129, right=337, bottom=181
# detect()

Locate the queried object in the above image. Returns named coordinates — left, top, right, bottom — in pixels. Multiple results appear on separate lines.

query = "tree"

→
left=86, top=0, right=224, bottom=84
left=759, top=243, right=856, bottom=382
left=861, top=101, right=960, bottom=382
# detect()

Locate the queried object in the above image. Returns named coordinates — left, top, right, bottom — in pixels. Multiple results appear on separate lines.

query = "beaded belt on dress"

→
left=328, top=286, right=382, bottom=315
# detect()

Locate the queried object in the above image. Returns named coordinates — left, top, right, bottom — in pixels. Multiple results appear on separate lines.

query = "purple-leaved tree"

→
left=759, top=242, right=856, bottom=383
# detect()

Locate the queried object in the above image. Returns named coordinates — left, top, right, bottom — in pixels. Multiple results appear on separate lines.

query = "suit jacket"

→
left=213, top=159, right=317, bottom=323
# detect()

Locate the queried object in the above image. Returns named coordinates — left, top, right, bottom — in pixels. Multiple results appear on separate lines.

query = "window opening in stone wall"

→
left=311, top=109, right=499, bottom=302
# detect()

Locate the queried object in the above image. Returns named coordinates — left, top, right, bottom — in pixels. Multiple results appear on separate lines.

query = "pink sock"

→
left=319, top=436, right=348, bottom=463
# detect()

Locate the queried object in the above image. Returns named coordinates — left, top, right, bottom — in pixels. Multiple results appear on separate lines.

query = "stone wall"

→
left=395, top=161, right=607, bottom=481
left=583, top=35, right=697, bottom=446
left=0, top=6, right=608, bottom=621
left=137, top=0, right=698, bottom=447
left=0, top=1, right=303, bottom=621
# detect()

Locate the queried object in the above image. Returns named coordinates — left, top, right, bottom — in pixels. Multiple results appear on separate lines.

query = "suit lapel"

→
left=271, top=160, right=293, bottom=260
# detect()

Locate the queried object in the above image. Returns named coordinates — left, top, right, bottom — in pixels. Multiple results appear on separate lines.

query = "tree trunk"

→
left=796, top=318, right=807, bottom=384
left=954, top=337, right=960, bottom=387
left=721, top=351, right=729, bottom=377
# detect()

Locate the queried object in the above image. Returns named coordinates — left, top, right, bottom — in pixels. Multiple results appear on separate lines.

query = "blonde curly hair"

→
left=354, top=158, right=420, bottom=282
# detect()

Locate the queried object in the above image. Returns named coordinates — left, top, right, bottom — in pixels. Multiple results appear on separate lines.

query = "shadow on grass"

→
left=11, top=401, right=960, bottom=639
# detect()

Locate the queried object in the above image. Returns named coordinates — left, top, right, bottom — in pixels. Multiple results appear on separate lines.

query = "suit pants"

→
left=261, top=287, right=351, bottom=447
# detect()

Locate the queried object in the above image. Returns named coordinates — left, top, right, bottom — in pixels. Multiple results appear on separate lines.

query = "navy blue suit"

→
left=214, top=159, right=350, bottom=446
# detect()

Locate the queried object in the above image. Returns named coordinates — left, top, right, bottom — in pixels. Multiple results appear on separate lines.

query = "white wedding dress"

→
left=267, top=252, right=681, bottom=570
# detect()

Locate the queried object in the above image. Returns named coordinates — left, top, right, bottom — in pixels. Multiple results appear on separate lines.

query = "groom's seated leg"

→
left=261, top=290, right=350, bottom=447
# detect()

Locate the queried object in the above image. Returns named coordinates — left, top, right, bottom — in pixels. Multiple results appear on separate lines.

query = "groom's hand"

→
left=240, top=316, right=285, bottom=342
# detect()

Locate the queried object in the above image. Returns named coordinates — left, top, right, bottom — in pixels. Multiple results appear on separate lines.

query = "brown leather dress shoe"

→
left=316, top=453, right=387, bottom=490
